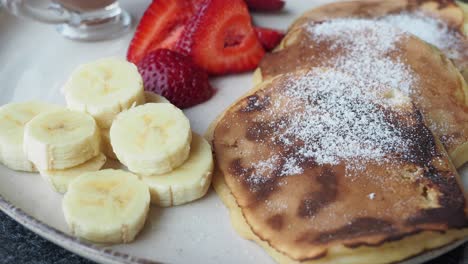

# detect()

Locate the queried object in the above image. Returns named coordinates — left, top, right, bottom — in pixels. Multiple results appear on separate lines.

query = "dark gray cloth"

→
left=0, top=210, right=94, bottom=264
left=0, top=210, right=466, bottom=263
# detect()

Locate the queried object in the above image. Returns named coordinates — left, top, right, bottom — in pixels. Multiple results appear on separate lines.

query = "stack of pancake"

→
left=208, top=1, right=468, bottom=263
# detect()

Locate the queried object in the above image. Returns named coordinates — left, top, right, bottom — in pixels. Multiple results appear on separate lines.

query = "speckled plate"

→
left=0, top=1, right=467, bottom=263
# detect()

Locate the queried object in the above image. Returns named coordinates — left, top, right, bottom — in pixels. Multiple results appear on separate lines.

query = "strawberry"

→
left=175, top=0, right=265, bottom=75
left=254, top=27, right=285, bottom=51
left=127, top=0, right=195, bottom=65
left=245, top=0, right=285, bottom=11
left=137, top=49, right=215, bottom=109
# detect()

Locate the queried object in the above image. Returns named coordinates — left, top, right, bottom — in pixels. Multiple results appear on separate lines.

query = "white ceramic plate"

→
left=0, top=1, right=467, bottom=263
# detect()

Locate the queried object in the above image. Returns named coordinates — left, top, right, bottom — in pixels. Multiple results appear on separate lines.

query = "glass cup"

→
left=1, top=0, right=131, bottom=41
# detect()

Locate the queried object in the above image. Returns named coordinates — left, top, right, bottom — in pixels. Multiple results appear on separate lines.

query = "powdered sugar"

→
left=380, top=12, right=467, bottom=60
left=244, top=19, right=419, bottom=182
left=307, top=19, right=416, bottom=95
left=279, top=68, right=409, bottom=167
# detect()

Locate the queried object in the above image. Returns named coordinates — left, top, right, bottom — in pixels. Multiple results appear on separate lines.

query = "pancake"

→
left=287, top=0, right=468, bottom=80
left=258, top=4, right=468, bottom=168
left=212, top=167, right=468, bottom=264
left=210, top=67, right=468, bottom=263
left=208, top=4, right=468, bottom=263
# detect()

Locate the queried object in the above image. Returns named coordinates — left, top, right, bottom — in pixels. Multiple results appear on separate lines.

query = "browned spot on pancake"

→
left=221, top=139, right=239, bottom=149
left=312, top=218, right=395, bottom=244
left=407, top=169, right=468, bottom=228
left=344, top=230, right=426, bottom=249
left=228, top=159, right=252, bottom=177
left=239, top=95, right=271, bottom=113
left=246, top=121, right=276, bottom=141
left=297, top=168, right=337, bottom=218
left=382, top=108, right=439, bottom=167
left=267, top=214, right=284, bottom=231
left=229, top=159, right=281, bottom=201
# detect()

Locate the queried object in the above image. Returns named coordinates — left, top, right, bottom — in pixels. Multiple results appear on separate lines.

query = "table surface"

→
left=0, top=210, right=465, bottom=264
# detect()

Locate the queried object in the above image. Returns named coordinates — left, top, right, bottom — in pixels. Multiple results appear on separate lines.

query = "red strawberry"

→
left=137, top=49, right=215, bottom=109
left=175, top=0, right=265, bottom=75
left=245, top=0, right=285, bottom=11
left=127, top=0, right=195, bottom=65
left=254, top=27, right=285, bottom=51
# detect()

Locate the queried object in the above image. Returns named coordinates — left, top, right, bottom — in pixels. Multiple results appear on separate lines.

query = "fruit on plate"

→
left=101, top=91, right=169, bottom=160
left=0, top=101, right=60, bottom=172
left=127, top=0, right=195, bottom=65
left=62, top=169, right=150, bottom=243
left=63, top=58, right=145, bottom=129
left=144, top=91, right=169, bottom=104
left=24, top=109, right=101, bottom=170
left=175, top=0, right=265, bottom=75
left=137, top=49, right=215, bottom=109
left=141, top=133, right=213, bottom=207
left=110, top=103, right=191, bottom=176
left=245, top=0, right=285, bottom=11
left=39, top=153, right=107, bottom=194
left=254, top=27, right=285, bottom=51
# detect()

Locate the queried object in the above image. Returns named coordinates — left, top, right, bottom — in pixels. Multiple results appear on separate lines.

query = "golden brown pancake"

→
left=208, top=3, right=468, bottom=262
left=258, top=2, right=468, bottom=168
left=211, top=67, right=468, bottom=263
left=211, top=166, right=468, bottom=264
left=286, top=0, right=468, bottom=79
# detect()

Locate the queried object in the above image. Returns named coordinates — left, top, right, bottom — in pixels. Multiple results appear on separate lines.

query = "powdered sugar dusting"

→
left=243, top=19, right=418, bottom=186
left=307, top=19, right=416, bottom=95
left=380, top=12, right=467, bottom=60
left=279, top=69, right=409, bottom=167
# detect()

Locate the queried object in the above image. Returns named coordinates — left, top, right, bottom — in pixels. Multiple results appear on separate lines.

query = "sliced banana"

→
left=0, top=101, right=60, bottom=172
left=100, top=92, right=168, bottom=161
left=101, top=128, right=117, bottom=160
left=144, top=91, right=170, bottom=104
left=24, top=109, right=101, bottom=170
left=110, top=103, right=191, bottom=176
left=62, top=169, right=150, bottom=243
left=40, top=153, right=107, bottom=193
left=141, top=133, right=213, bottom=207
left=63, top=58, right=145, bottom=129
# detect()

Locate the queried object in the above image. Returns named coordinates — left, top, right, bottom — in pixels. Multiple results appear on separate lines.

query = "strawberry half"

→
left=175, top=0, right=265, bottom=75
left=254, top=27, right=285, bottom=51
left=127, top=0, right=195, bottom=65
left=137, top=49, right=215, bottom=109
left=245, top=0, right=285, bottom=11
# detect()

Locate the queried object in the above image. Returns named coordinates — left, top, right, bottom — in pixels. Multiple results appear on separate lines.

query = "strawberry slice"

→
left=254, top=27, right=285, bottom=51
left=127, top=0, right=195, bottom=64
left=175, top=0, right=265, bottom=75
left=137, top=49, right=215, bottom=109
left=245, top=0, right=285, bottom=11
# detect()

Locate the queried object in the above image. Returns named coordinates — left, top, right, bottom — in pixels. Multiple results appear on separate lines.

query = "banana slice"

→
left=24, top=109, right=101, bottom=170
left=63, top=58, right=145, bottom=129
left=141, top=133, right=213, bottom=207
left=62, top=169, right=150, bottom=243
left=40, top=153, right=107, bottom=193
left=110, top=103, right=191, bottom=176
left=144, top=91, right=170, bottom=104
left=0, top=101, right=60, bottom=172
left=101, top=128, right=117, bottom=160
left=100, top=92, right=168, bottom=161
